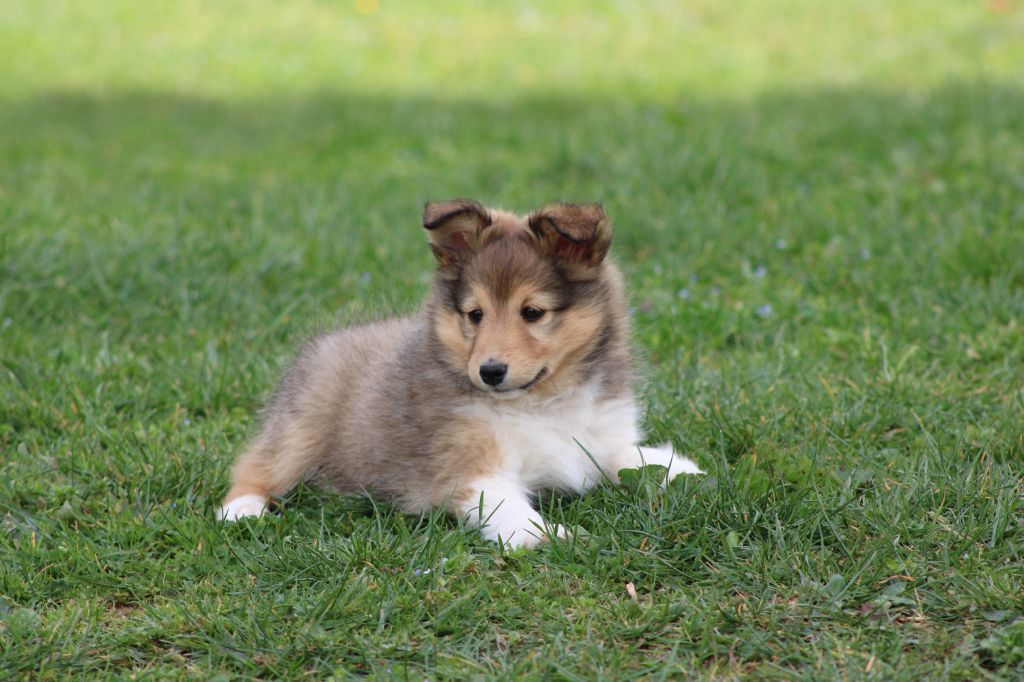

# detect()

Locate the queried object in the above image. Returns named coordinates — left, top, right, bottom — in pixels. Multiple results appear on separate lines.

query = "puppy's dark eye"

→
left=521, top=306, right=545, bottom=322
left=467, top=309, right=483, bottom=324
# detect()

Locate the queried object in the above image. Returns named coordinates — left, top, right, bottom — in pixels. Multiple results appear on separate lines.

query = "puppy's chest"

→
left=461, top=389, right=640, bottom=491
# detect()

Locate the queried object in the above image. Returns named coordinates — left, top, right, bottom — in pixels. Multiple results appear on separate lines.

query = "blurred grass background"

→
left=2, top=1, right=1021, bottom=97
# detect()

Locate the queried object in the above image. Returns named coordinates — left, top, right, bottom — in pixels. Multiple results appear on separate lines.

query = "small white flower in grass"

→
left=359, top=272, right=372, bottom=283
left=1, top=317, right=10, bottom=328
left=860, top=248, right=871, bottom=260
left=710, top=286, right=721, bottom=296
left=753, top=265, right=767, bottom=278
left=689, top=273, right=699, bottom=284
left=756, top=304, right=773, bottom=318
left=677, top=288, right=690, bottom=301
left=775, top=239, right=787, bottom=250
left=414, top=568, right=431, bottom=576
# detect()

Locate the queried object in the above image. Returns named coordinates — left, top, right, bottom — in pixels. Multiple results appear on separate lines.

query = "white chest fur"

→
left=458, top=384, right=641, bottom=494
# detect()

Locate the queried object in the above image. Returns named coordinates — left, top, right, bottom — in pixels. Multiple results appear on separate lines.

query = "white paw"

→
left=656, top=445, right=703, bottom=478
left=218, top=494, right=267, bottom=521
left=628, top=444, right=703, bottom=486
left=483, top=521, right=569, bottom=549
left=525, top=523, right=571, bottom=546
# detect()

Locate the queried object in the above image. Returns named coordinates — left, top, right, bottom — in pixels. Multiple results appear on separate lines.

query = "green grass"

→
left=2, top=1, right=1023, bottom=678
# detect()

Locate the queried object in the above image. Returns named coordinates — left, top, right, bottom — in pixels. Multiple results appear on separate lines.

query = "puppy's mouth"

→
left=494, top=367, right=548, bottom=394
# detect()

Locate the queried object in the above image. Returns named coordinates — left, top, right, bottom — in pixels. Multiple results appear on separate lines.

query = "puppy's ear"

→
left=423, top=199, right=491, bottom=270
left=528, top=202, right=611, bottom=278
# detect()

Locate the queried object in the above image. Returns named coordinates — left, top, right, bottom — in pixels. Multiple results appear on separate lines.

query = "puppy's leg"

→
left=220, top=444, right=273, bottom=521
left=609, top=443, right=703, bottom=485
left=455, top=475, right=567, bottom=549
left=220, top=424, right=320, bottom=521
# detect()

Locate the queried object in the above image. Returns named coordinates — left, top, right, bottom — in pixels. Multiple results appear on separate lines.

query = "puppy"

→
left=220, top=200, right=701, bottom=548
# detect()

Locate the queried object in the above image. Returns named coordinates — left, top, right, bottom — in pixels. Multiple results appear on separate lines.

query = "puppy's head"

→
left=424, top=199, right=614, bottom=397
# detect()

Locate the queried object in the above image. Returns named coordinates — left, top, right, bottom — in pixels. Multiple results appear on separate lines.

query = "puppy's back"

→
left=258, top=317, right=420, bottom=487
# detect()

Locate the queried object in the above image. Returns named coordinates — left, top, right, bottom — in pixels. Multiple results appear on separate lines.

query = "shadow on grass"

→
left=2, top=83, right=1022, bottom=242
left=2, top=81, right=1022, bottom=322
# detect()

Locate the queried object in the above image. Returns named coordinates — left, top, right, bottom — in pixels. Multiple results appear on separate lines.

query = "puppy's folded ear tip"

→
left=529, top=201, right=612, bottom=273
left=422, top=200, right=492, bottom=267
left=423, top=199, right=488, bottom=230
left=530, top=201, right=608, bottom=223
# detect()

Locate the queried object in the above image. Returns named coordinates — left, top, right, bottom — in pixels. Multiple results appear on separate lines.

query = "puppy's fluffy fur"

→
left=220, top=200, right=701, bottom=548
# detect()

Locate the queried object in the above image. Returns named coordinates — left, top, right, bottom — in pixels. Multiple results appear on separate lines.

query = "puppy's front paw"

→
left=477, top=516, right=569, bottom=548
left=615, top=444, right=703, bottom=487
left=218, top=494, right=267, bottom=521
left=524, top=523, right=571, bottom=547
left=484, top=521, right=570, bottom=550
left=656, top=445, right=703, bottom=480
left=461, top=477, right=571, bottom=550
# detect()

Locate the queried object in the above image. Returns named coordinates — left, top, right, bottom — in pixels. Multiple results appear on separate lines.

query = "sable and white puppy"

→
left=220, top=200, right=701, bottom=548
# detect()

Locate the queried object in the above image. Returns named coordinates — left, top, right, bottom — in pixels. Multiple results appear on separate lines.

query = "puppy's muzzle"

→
left=479, top=361, right=508, bottom=386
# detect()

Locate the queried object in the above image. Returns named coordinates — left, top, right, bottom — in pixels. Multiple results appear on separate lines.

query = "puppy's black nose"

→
left=479, top=361, right=508, bottom=386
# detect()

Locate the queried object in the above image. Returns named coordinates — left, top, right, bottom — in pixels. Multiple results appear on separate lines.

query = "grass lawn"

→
left=2, top=1, right=1023, bottom=678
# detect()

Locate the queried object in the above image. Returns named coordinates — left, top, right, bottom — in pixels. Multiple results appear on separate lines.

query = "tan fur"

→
left=221, top=200, right=646, bottom=538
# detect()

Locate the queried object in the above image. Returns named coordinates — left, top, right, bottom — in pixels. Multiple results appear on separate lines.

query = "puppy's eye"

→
left=467, top=309, right=483, bottom=324
left=521, top=306, right=545, bottom=322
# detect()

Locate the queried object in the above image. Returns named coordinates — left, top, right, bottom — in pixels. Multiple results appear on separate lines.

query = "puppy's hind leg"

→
left=219, top=424, right=321, bottom=521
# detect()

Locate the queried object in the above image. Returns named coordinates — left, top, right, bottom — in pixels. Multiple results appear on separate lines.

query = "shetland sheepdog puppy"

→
left=220, top=200, right=701, bottom=548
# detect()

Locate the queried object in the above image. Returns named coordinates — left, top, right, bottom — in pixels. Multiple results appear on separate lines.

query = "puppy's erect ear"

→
left=528, top=202, right=611, bottom=278
left=423, top=199, right=491, bottom=269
